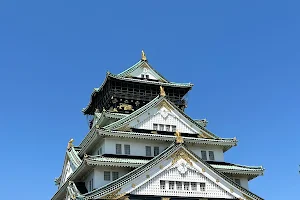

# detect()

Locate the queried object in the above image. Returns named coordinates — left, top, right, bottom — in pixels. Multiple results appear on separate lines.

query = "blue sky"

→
left=0, top=1, right=299, bottom=199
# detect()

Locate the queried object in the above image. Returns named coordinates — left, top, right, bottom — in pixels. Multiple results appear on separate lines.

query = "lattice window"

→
left=169, top=181, right=175, bottom=190
left=153, top=123, right=158, bottom=130
left=234, top=179, right=241, bottom=185
left=201, top=150, right=207, bottom=160
left=124, top=144, right=130, bottom=155
left=159, top=124, right=164, bottom=131
left=166, top=125, right=170, bottom=131
left=104, top=171, right=111, bottom=181
left=160, top=180, right=165, bottom=190
left=209, top=151, right=215, bottom=161
left=200, top=182, right=205, bottom=191
left=146, top=146, right=152, bottom=156
left=184, top=182, right=190, bottom=190
left=116, top=144, right=122, bottom=154
left=176, top=181, right=182, bottom=190
left=171, top=125, right=176, bottom=132
left=191, top=182, right=197, bottom=191
left=154, top=147, right=159, bottom=156
left=112, top=172, right=119, bottom=181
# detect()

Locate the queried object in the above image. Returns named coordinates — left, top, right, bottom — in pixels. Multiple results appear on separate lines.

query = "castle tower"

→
left=52, top=51, right=264, bottom=200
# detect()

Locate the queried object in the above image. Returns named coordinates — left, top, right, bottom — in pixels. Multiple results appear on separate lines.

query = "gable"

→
left=118, top=60, right=168, bottom=82
left=128, top=99, right=202, bottom=134
left=129, top=63, right=159, bottom=80
left=59, top=160, right=74, bottom=188
left=131, top=163, right=235, bottom=199
left=83, top=145, right=262, bottom=200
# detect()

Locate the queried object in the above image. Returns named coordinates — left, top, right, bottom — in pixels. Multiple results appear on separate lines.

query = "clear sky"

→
left=0, top=1, right=299, bottom=199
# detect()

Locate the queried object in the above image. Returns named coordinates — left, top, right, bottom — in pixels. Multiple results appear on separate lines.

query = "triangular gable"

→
left=83, top=144, right=262, bottom=200
left=103, top=96, right=218, bottom=139
left=57, top=146, right=82, bottom=188
left=117, top=60, right=169, bottom=82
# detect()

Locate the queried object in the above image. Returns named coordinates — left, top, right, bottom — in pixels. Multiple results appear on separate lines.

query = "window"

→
left=166, top=125, right=170, bottom=132
left=171, top=125, right=176, bottom=132
left=191, top=182, right=197, bottom=191
left=104, top=171, right=111, bottom=181
left=184, top=182, right=189, bottom=190
left=124, top=144, right=130, bottom=155
left=200, top=183, right=205, bottom=191
left=154, top=147, right=159, bottom=156
left=153, top=124, right=158, bottom=130
left=176, top=181, right=182, bottom=190
left=112, top=172, right=119, bottom=181
left=116, top=144, right=122, bottom=154
left=146, top=75, right=149, bottom=79
left=160, top=180, right=165, bottom=190
left=209, top=151, right=215, bottom=161
left=89, top=179, right=93, bottom=191
left=201, top=151, right=207, bottom=160
left=234, top=179, right=241, bottom=185
left=97, top=147, right=102, bottom=155
left=169, top=181, right=175, bottom=190
left=146, top=146, right=152, bottom=156
left=141, top=74, right=145, bottom=78
left=159, top=124, right=164, bottom=131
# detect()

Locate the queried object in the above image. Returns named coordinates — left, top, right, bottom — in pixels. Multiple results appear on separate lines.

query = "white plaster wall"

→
left=92, top=140, right=105, bottom=155
left=84, top=170, right=95, bottom=192
left=130, top=67, right=158, bottom=80
left=187, top=144, right=224, bottom=162
left=60, top=160, right=73, bottom=187
left=93, top=138, right=224, bottom=162
left=93, top=166, right=131, bottom=189
left=103, top=138, right=171, bottom=156
left=129, top=106, right=198, bottom=134
left=229, top=176, right=249, bottom=189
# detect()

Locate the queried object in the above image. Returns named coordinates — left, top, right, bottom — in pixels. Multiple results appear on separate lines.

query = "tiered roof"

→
left=82, top=59, right=193, bottom=115
left=52, top=143, right=264, bottom=200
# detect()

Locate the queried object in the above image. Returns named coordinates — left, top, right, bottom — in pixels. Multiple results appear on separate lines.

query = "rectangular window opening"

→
left=146, top=146, right=152, bottom=156
left=171, top=125, right=176, bottom=132
left=112, top=172, right=119, bottom=181
left=116, top=144, right=122, bottom=154
left=201, top=150, right=207, bottom=160
left=169, top=181, right=175, bottom=190
left=124, top=144, right=130, bottom=155
left=184, top=182, right=190, bottom=191
left=159, top=124, right=164, bottom=131
left=160, top=180, right=165, bottom=190
left=209, top=151, right=215, bottom=161
left=200, top=183, right=205, bottom=191
left=191, top=182, right=197, bottom=191
left=154, top=147, right=159, bottom=156
left=153, top=124, right=158, bottom=130
left=235, top=179, right=241, bottom=185
left=104, top=171, right=111, bottom=181
left=176, top=181, right=182, bottom=190
left=166, top=125, right=170, bottom=132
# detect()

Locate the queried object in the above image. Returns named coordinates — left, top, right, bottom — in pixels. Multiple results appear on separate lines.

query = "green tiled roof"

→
left=86, top=156, right=149, bottom=166
left=82, top=143, right=263, bottom=200
left=103, top=95, right=219, bottom=139
left=211, top=163, right=263, bottom=172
